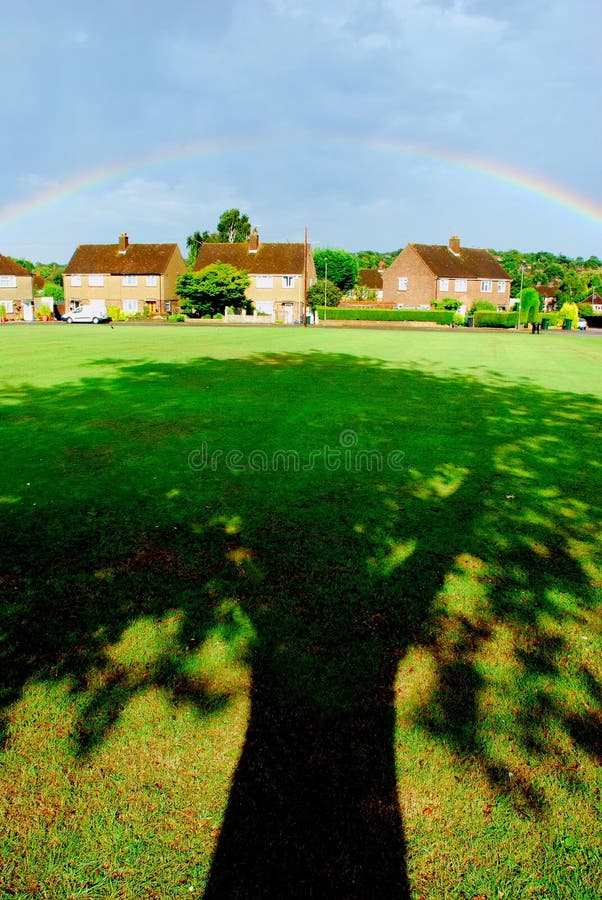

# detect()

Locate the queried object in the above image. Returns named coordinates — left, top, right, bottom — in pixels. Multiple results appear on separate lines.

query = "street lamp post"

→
left=516, top=265, right=524, bottom=332
left=323, top=259, right=328, bottom=326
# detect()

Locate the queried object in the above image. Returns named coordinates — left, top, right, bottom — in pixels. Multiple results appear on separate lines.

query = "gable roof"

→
left=194, top=241, right=307, bottom=274
left=410, top=244, right=511, bottom=280
left=358, top=268, right=383, bottom=289
left=64, top=243, right=179, bottom=275
left=0, top=254, right=33, bottom=277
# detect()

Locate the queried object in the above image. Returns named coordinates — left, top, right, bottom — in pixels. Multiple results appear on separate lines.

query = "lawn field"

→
left=0, top=325, right=600, bottom=899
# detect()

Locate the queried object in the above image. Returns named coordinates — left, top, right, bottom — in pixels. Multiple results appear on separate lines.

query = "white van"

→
left=62, top=304, right=110, bottom=324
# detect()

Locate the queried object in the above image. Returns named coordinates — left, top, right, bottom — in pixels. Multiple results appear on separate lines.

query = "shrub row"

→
left=474, top=311, right=519, bottom=328
left=315, top=307, right=454, bottom=324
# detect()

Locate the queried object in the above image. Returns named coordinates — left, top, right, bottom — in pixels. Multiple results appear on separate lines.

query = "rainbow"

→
left=1, top=136, right=601, bottom=230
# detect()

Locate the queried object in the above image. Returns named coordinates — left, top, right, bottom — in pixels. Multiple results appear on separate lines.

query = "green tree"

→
left=314, top=249, right=359, bottom=292
left=307, top=279, right=342, bottom=309
left=37, top=282, right=64, bottom=304
left=185, top=230, right=203, bottom=267
left=13, top=257, right=34, bottom=272
left=354, top=250, right=399, bottom=270
left=176, top=264, right=251, bottom=317
left=216, top=209, right=252, bottom=243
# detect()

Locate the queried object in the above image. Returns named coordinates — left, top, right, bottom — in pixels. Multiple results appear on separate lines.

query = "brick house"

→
left=382, top=236, right=512, bottom=311
left=0, top=254, right=34, bottom=321
left=63, top=233, right=186, bottom=316
left=194, top=229, right=316, bottom=323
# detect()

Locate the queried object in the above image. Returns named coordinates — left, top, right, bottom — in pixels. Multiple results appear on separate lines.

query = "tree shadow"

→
left=0, top=350, right=600, bottom=897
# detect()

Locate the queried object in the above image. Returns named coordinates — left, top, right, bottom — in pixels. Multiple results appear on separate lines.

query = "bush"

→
left=556, top=302, right=579, bottom=329
left=214, top=312, right=224, bottom=319
left=434, top=298, right=463, bottom=311
left=314, top=307, right=454, bottom=324
left=470, top=300, right=497, bottom=314
left=307, top=279, right=342, bottom=308
left=453, top=313, right=465, bottom=327
left=107, top=306, right=125, bottom=322
left=167, top=314, right=185, bottom=322
left=474, top=311, right=518, bottom=328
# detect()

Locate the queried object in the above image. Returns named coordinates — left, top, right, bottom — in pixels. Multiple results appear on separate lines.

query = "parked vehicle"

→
left=578, top=318, right=587, bottom=331
left=62, top=305, right=110, bottom=324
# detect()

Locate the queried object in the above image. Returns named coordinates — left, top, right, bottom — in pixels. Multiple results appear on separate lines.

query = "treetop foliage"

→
left=313, top=249, right=359, bottom=292
left=185, top=209, right=252, bottom=267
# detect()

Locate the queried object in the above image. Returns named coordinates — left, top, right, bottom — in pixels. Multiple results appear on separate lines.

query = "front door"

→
left=22, top=301, right=34, bottom=322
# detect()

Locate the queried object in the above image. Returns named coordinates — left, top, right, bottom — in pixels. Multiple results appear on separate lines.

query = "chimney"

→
left=449, top=235, right=461, bottom=255
left=119, top=233, right=129, bottom=253
left=249, top=229, right=259, bottom=253
left=378, top=259, right=386, bottom=273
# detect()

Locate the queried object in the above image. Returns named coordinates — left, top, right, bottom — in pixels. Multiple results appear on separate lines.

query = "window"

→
left=145, top=275, right=157, bottom=287
left=0, top=275, right=17, bottom=288
left=282, top=276, right=294, bottom=288
left=439, top=278, right=449, bottom=291
left=123, top=299, right=138, bottom=313
left=481, top=280, right=493, bottom=292
left=256, top=275, right=274, bottom=288
left=398, top=277, right=408, bottom=291
left=497, top=281, right=506, bottom=293
left=2, top=300, right=14, bottom=313
left=88, top=274, right=104, bottom=287
left=70, top=275, right=82, bottom=287
left=122, top=275, right=138, bottom=287
left=455, top=279, right=467, bottom=292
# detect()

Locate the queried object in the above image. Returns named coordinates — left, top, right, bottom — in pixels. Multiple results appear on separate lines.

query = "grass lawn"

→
left=0, top=324, right=600, bottom=899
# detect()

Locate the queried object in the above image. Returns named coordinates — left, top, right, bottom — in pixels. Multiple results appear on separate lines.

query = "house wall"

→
left=434, top=278, right=512, bottom=310
left=0, top=275, right=34, bottom=320
left=382, top=246, right=436, bottom=307
left=247, top=273, right=305, bottom=321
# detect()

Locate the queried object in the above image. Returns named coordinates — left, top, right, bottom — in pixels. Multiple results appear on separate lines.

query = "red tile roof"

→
left=194, top=241, right=308, bottom=274
left=64, top=243, right=179, bottom=275
left=411, top=244, right=511, bottom=280
left=0, top=254, right=33, bottom=277
left=358, top=268, right=383, bottom=289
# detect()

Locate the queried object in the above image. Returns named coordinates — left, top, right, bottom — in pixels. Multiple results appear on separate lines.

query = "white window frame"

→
left=88, top=274, right=104, bottom=287
left=122, top=275, right=138, bottom=287
left=145, top=275, right=157, bottom=287
left=497, top=281, right=506, bottom=293
left=439, top=278, right=449, bottom=292
left=282, top=275, right=294, bottom=288
left=0, top=275, right=17, bottom=288
left=455, top=279, right=467, bottom=292
left=256, top=275, right=274, bottom=289
left=70, top=275, right=82, bottom=287
left=398, top=277, right=408, bottom=291
left=481, top=280, right=493, bottom=293
left=1, top=300, right=14, bottom=313
left=122, top=299, right=139, bottom=313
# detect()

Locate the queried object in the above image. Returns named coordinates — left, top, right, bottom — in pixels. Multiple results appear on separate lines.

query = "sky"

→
left=1, top=0, right=601, bottom=263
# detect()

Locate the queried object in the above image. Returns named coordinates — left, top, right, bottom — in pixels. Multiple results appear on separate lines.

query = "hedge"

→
left=315, top=307, right=454, bottom=324
left=474, top=311, right=519, bottom=328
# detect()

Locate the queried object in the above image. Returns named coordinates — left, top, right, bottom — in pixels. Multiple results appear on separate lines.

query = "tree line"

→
left=10, top=210, right=601, bottom=317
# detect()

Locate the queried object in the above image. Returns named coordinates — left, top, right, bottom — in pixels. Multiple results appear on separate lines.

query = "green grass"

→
left=0, top=325, right=600, bottom=898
